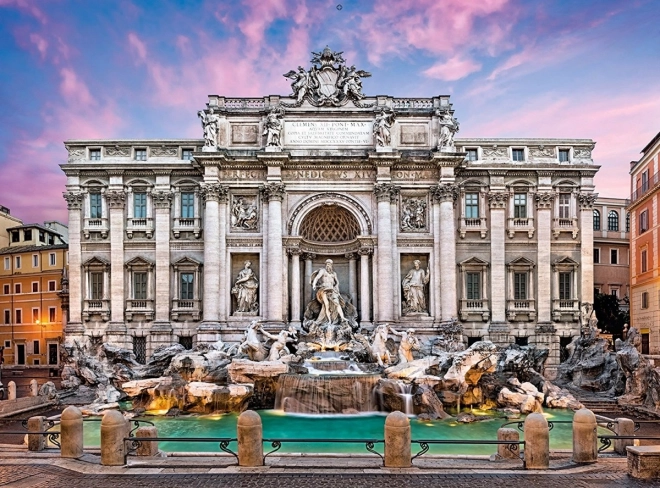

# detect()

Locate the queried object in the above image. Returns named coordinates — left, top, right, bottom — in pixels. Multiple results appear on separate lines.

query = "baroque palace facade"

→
left=60, top=49, right=598, bottom=377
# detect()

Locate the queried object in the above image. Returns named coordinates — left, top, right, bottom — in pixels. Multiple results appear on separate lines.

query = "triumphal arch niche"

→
left=193, top=46, right=463, bottom=342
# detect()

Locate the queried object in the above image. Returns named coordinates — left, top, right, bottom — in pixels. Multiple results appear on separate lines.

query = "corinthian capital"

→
left=152, top=190, right=173, bottom=209
left=106, top=190, right=126, bottom=209
left=260, top=182, right=286, bottom=202
left=578, top=192, right=598, bottom=209
left=200, top=183, right=229, bottom=203
left=535, top=191, right=555, bottom=209
left=63, top=191, right=84, bottom=210
left=487, top=191, right=509, bottom=209
left=430, top=183, right=458, bottom=203
left=373, top=183, right=398, bottom=203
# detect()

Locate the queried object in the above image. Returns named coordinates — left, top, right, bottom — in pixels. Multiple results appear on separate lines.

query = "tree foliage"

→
left=593, top=292, right=629, bottom=336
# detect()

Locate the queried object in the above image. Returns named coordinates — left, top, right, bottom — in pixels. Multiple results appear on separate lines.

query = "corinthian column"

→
left=289, top=248, right=302, bottom=326
left=431, top=183, right=458, bottom=321
left=535, top=191, right=555, bottom=323
left=106, top=189, right=126, bottom=330
left=199, top=183, right=226, bottom=329
left=358, top=248, right=372, bottom=324
left=63, top=192, right=84, bottom=333
left=488, top=191, right=508, bottom=323
left=261, top=183, right=286, bottom=324
left=374, top=183, right=395, bottom=322
left=431, top=190, right=442, bottom=321
left=152, top=191, right=173, bottom=327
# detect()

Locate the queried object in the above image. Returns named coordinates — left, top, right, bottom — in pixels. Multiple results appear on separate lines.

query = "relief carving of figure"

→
left=437, top=109, right=459, bottom=149
left=259, top=325, right=298, bottom=361
left=198, top=108, right=220, bottom=148
left=401, top=198, right=427, bottom=231
left=389, top=327, right=420, bottom=363
left=263, top=107, right=284, bottom=147
left=232, top=261, right=259, bottom=314
left=402, top=260, right=430, bottom=315
left=231, top=196, right=258, bottom=230
left=373, top=109, right=395, bottom=147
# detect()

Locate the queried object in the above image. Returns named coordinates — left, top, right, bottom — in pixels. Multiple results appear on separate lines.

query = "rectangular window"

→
left=39, top=230, right=45, bottom=242
left=465, top=148, right=478, bottom=161
left=24, top=229, right=32, bottom=241
left=32, top=254, right=38, bottom=267
left=3, top=310, right=9, bottom=324
left=49, top=307, right=56, bottom=323
left=559, top=272, right=571, bottom=300
left=32, top=308, right=39, bottom=323
left=135, top=148, right=147, bottom=161
left=558, top=193, right=570, bottom=219
left=640, top=210, right=649, bottom=233
left=133, top=336, right=147, bottom=365
left=33, top=359, right=40, bottom=365
left=133, top=272, right=147, bottom=300
left=133, top=192, right=147, bottom=218
left=465, top=193, right=479, bottom=218
left=512, top=148, right=525, bottom=161
left=15, top=256, right=21, bottom=269
left=514, top=273, right=527, bottom=300
left=611, top=288, right=619, bottom=298
left=558, top=149, right=570, bottom=162
left=610, top=249, right=618, bottom=265
left=3, top=284, right=9, bottom=295
left=642, top=291, right=649, bottom=309
left=594, top=248, right=600, bottom=264
left=48, top=280, right=56, bottom=291
left=4, top=340, right=9, bottom=348
left=91, top=272, right=104, bottom=299
left=514, top=193, right=527, bottom=218
left=641, top=249, right=648, bottom=273
left=466, top=273, right=480, bottom=300
left=11, top=230, right=19, bottom=243
left=3, top=257, right=9, bottom=270
left=48, top=235, right=54, bottom=245
left=180, top=273, right=194, bottom=300
left=31, top=282, right=38, bottom=293
left=642, top=170, right=649, bottom=192
left=33, top=340, right=40, bottom=355
left=90, top=193, right=102, bottom=219
left=182, top=149, right=194, bottom=161
left=90, top=148, right=101, bottom=161
left=49, top=253, right=56, bottom=266
left=15, top=309, right=22, bottom=324
left=181, top=192, right=195, bottom=218
left=14, top=283, right=21, bottom=294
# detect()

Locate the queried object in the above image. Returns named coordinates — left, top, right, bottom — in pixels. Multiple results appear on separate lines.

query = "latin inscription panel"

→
left=284, top=121, right=372, bottom=146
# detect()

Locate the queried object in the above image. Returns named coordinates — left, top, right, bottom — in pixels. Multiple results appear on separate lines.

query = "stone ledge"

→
left=627, top=445, right=660, bottom=479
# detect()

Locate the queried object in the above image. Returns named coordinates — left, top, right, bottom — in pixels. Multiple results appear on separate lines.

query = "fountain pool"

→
left=70, top=408, right=602, bottom=455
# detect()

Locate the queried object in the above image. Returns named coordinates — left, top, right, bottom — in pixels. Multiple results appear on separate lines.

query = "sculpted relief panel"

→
left=230, top=195, right=258, bottom=231
left=401, top=197, right=427, bottom=232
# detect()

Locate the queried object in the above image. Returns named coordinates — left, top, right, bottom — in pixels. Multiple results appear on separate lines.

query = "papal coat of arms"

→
left=283, top=47, right=372, bottom=107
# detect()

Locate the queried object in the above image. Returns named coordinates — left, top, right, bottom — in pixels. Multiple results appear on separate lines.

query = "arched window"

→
left=626, top=212, right=630, bottom=233
left=608, top=210, right=619, bottom=231
left=593, top=210, right=600, bottom=230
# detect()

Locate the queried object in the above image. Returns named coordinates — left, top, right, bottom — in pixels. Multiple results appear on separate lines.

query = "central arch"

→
left=288, top=192, right=372, bottom=238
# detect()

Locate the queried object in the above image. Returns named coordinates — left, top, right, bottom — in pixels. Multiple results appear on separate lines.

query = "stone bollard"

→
left=29, top=379, right=38, bottom=397
left=497, top=427, right=520, bottom=460
left=572, top=408, right=598, bottom=463
left=384, top=411, right=411, bottom=468
left=237, top=410, right=263, bottom=466
left=7, top=381, right=16, bottom=400
left=614, top=418, right=635, bottom=455
left=60, top=406, right=84, bottom=458
left=27, top=416, right=46, bottom=451
left=101, top=410, right=129, bottom=466
left=135, top=426, right=159, bottom=457
left=524, top=413, right=549, bottom=469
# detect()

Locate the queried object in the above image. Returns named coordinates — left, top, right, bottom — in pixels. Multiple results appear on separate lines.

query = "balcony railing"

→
left=507, top=217, right=535, bottom=238
left=173, top=217, right=202, bottom=238
left=506, top=299, right=536, bottom=321
left=552, top=299, right=580, bottom=321
left=552, top=217, right=579, bottom=239
left=459, top=299, right=489, bottom=321
left=82, top=299, right=110, bottom=321
left=630, top=170, right=660, bottom=204
left=125, top=299, right=154, bottom=321
left=83, top=217, right=109, bottom=239
left=171, top=299, right=201, bottom=321
left=126, top=217, right=154, bottom=238
left=458, top=217, right=488, bottom=239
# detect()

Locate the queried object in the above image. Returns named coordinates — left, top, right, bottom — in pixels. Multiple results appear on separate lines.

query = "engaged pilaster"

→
left=288, top=248, right=302, bottom=326
left=578, top=192, right=597, bottom=304
left=63, top=191, right=84, bottom=333
left=374, top=183, right=396, bottom=322
left=358, top=248, right=372, bottom=324
left=106, top=189, right=126, bottom=331
left=261, top=182, right=286, bottom=324
left=431, top=183, right=458, bottom=321
left=152, top=190, right=173, bottom=327
left=535, top=190, right=555, bottom=324
left=488, top=191, right=509, bottom=324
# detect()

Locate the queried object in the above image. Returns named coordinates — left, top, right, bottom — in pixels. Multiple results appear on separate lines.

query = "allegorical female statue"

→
left=232, top=261, right=259, bottom=314
left=402, top=260, right=430, bottom=315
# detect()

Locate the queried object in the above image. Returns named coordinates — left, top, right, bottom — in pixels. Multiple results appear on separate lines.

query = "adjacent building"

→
left=629, top=131, right=660, bottom=354
left=0, top=222, right=68, bottom=375
left=593, top=197, right=630, bottom=306
left=59, top=48, right=598, bottom=377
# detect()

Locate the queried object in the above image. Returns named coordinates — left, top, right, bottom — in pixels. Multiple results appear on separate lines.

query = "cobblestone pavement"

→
left=0, top=464, right=657, bottom=488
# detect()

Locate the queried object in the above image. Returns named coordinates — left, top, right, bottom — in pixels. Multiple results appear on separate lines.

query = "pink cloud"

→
left=29, top=32, right=47, bottom=58
left=59, top=67, right=93, bottom=107
left=127, top=32, right=147, bottom=62
left=423, top=55, right=481, bottom=81
left=0, top=0, right=48, bottom=24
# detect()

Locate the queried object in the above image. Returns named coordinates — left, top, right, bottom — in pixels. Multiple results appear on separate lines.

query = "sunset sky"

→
left=1, top=0, right=659, bottom=224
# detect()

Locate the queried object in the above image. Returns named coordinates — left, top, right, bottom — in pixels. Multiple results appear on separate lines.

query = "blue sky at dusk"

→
left=1, top=0, right=659, bottom=224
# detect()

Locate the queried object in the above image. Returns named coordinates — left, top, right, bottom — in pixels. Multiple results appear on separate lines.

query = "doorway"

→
left=16, top=344, right=25, bottom=365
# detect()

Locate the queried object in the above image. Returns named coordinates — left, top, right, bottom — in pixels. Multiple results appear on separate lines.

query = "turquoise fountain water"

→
left=75, top=408, right=591, bottom=455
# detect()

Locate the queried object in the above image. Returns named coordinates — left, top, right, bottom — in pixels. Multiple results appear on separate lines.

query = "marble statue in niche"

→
left=232, top=261, right=259, bottom=315
left=402, top=260, right=430, bottom=315
left=401, top=197, right=427, bottom=231
left=437, top=109, right=459, bottom=149
left=263, top=107, right=284, bottom=148
left=198, top=108, right=220, bottom=148
left=373, top=108, right=396, bottom=147
left=231, top=196, right=258, bottom=230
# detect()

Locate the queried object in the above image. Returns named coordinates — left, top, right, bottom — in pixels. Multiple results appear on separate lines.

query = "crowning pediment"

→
left=553, top=256, right=579, bottom=269
left=125, top=256, right=154, bottom=268
left=173, top=257, right=201, bottom=267
left=83, top=256, right=109, bottom=267
left=507, top=256, right=536, bottom=268
left=459, top=257, right=490, bottom=269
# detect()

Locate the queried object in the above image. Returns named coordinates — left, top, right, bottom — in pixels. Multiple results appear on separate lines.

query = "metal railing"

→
left=598, top=435, right=660, bottom=452
left=0, top=430, right=61, bottom=447
left=262, top=437, right=384, bottom=463
left=630, top=171, right=660, bottom=203
left=411, top=439, right=525, bottom=464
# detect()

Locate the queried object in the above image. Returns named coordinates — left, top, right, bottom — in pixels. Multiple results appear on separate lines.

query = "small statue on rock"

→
left=259, top=325, right=298, bottom=361
left=369, top=324, right=393, bottom=367
left=237, top=321, right=268, bottom=361
left=389, top=327, right=420, bottom=363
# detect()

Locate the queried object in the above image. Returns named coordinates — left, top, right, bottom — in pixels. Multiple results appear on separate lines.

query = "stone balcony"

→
left=506, top=299, right=536, bottom=321
left=126, top=217, right=154, bottom=239
left=459, top=299, right=490, bottom=321
left=171, top=299, right=202, bottom=321
left=82, top=299, right=110, bottom=321
left=552, top=217, right=579, bottom=239
left=552, top=299, right=580, bottom=321
left=83, top=217, right=108, bottom=239
left=173, top=217, right=202, bottom=239
left=458, top=217, right=488, bottom=239
left=125, top=299, right=155, bottom=321
left=507, top=217, right=535, bottom=238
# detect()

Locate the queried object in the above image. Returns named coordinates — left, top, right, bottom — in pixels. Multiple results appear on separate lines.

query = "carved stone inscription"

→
left=400, top=125, right=428, bottom=145
left=231, top=124, right=259, bottom=144
left=283, top=169, right=375, bottom=180
left=284, top=121, right=372, bottom=146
